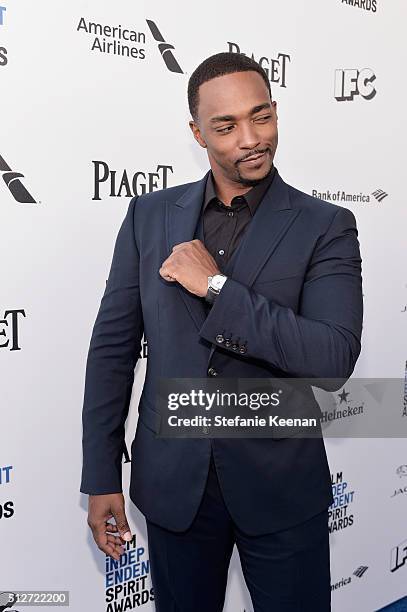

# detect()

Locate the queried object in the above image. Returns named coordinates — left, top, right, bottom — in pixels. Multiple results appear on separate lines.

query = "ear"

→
left=272, top=100, right=278, bottom=122
left=189, top=119, right=207, bottom=149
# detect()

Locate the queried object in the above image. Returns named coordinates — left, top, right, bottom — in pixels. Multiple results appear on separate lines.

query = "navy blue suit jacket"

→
left=80, top=167, right=363, bottom=535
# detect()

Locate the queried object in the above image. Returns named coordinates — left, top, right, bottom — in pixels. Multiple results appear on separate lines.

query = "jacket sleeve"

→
left=198, top=206, right=363, bottom=391
left=80, top=196, right=143, bottom=495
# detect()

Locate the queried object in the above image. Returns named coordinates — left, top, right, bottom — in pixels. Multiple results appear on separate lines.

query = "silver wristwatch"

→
left=206, top=273, right=228, bottom=305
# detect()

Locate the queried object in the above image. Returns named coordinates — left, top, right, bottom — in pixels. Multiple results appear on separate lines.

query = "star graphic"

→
left=338, top=389, right=350, bottom=404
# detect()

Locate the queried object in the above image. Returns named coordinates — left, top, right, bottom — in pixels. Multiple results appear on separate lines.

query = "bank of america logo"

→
left=371, top=189, right=388, bottom=202
left=353, top=565, right=369, bottom=578
left=146, top=20, right=183, bottom=74
left=0, top=154, right=36, bottom=203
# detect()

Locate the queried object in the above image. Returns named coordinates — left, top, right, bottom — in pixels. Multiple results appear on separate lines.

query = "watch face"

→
left=212, top=275, right=225, bottom=290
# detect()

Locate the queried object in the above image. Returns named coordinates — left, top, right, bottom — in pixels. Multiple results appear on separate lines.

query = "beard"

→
left=235, top=158, right=274, bottom=186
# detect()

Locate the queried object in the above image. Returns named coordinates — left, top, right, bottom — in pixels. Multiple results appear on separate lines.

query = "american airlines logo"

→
left=146, top=19, right=183, bottom=74
left=0, top=154, right=36, bottom=203
left=371, top=189, right=388, bottom=202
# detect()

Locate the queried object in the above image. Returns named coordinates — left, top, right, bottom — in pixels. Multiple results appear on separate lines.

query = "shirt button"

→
left=218, top=249, right=225, bottom=255
left=227, top=211, right=234, bottom=217
left=207, top=367, right=218, bottom=377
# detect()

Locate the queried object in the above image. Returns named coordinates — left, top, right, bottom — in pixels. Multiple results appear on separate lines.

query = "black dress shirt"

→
left=202, top=165, right=277, bottom=308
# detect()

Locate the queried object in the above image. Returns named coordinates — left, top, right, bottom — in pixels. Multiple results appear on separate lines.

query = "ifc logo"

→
left=334, top=68, right=377, bottom=101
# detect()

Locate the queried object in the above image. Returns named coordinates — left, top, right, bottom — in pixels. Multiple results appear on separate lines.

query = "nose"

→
left=237, top=121, right=261, bottom=151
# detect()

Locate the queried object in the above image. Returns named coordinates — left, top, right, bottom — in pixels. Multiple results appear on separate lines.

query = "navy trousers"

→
left=146, top=450, right=331, bottom=612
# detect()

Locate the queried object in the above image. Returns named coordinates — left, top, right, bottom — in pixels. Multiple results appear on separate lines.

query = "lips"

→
left=241, top=151, right=266, bottom=163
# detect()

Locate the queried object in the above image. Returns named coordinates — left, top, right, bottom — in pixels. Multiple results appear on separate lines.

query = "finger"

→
left=92, top=524, right=122, bottom=561
left=106, top=534, right=127, bottom=548
left=113, top=543, right=125, bottom=557
left=100, top=541, right=121, bottom=561
left=111, top=508, right=132, bottom=542
left=99, top=536, right=126, bottom=560
left=159, top=266, right=177, bottom=281
left=105, top=522, right=119, bottom=533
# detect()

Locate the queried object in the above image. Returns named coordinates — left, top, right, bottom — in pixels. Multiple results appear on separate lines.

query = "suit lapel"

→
left=166, top=168, right=300, bottom=332
left=165, top=172, right=209, bottom=330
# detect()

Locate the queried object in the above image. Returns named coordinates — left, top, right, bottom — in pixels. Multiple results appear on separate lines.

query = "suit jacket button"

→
left=207, top=367, right=218, bottom=377
left=215, top=334, right=225, bottom=344
left=239, top=345, right=247, bottom=354
left=225, top=337, right=232, bottom=347
left=231, top=343, right=239, bottom=351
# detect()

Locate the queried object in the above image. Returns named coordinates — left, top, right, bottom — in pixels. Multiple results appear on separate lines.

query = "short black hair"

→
left=188, top=52, right=271, bottom=121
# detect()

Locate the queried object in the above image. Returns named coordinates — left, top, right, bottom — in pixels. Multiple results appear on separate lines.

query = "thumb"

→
left=112, top=505, right=132, bottom=541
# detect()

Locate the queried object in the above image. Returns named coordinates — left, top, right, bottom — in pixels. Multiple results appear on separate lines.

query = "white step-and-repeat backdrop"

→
left=2, top=1, right=406, bottom=610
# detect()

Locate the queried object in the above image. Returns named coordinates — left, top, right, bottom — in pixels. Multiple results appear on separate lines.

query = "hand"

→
left=87, top=493, right=132, bottom=561
left=159, top=239, right=220, bottom=297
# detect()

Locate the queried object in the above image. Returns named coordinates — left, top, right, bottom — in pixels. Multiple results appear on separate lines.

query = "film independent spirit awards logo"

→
left=341, top=0, right=377, bottom=12
left=329, top=469, right=356, bottom=533
left=0, top=470, right=16, bottom=608
left=0, top=4, right=8, bottom=67
left=0, top=465, right=14, bottom=522
left=105, top=532, right=154, bottom=610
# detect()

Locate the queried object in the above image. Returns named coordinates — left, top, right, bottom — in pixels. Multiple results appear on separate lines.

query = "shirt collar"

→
left=203, top=164, right=277, bottom=216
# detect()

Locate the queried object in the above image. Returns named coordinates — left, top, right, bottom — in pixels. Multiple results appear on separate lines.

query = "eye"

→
left=254, top=114, right=271, bottom=122
left=217, top=125, right=234, bottom=134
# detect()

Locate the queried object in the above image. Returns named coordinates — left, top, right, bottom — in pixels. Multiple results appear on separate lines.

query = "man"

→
left=81, top=52, right=363, bottom=611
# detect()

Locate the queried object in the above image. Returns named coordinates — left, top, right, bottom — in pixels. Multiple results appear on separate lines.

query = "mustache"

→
left=236, top=148, right=268, bottom=164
